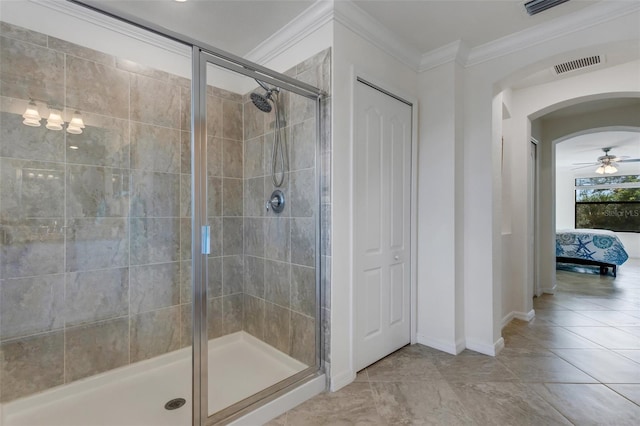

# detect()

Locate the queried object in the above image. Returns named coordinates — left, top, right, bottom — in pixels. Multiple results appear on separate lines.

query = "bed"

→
left=556, top=229, right=629, bottom=277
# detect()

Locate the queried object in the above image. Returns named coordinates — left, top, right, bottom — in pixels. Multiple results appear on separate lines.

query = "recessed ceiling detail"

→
left=554, top=55, right=602, bottom=75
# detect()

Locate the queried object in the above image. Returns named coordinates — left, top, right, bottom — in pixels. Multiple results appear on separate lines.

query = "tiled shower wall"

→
left=0, top=22, right=245, bottom=402
left=240, top=49, right=331, bottom=367
left=0, top=21, right=330, bottom=404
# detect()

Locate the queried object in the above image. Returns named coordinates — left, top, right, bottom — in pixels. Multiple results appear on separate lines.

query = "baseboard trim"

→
left=502, top=309, right=535, bottom=328
left=329, top=369, right=356, bottom=392
left=543, top=284, right=557, bottom=295
left=416, top=333, right=465, bottom=355
left=466, top=337, right=504, bottom=356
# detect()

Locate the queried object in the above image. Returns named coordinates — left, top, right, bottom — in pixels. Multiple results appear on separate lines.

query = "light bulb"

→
left=595, top=165, right=605, bottom=175
left=22, top=101, right=42, bottom=127
left=604, top=164, right=617, bottom=174
left=46, top=109, right=64, bottom=131
left=67, top=111, right=85, bottom=134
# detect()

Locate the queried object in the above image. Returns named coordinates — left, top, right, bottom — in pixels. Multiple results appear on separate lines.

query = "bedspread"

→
left=556, top=229, right=629, bottom=266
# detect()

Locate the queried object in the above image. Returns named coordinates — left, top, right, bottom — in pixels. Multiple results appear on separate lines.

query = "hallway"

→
left=269, top=258, right=640, bottom=425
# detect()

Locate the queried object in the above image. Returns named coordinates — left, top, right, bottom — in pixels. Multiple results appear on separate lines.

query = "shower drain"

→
left=164, top=398, right=186, bottom=410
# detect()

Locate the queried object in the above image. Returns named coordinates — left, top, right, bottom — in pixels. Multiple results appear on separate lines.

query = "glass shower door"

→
left=192, top=51, right=322, bottom=424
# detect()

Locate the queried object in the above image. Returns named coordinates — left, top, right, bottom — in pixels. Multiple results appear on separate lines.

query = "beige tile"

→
left=244, top=255, right=265, bottom=298
left=130, top=262, right=180, bottom=314
left=180, top=217, right=192, bottom=262
left=497, top=351, right=597, bottom=383
left=614, top=349, right=640, bottom=364
left=0, top=331, right=64, bottom=402
left=222, top=217, right=243, bottom=256
left=222, top=255, right=244, bottom=295
left=223, top=293, right=243, bottom=335
left=206, top=94, right=222, bottom=138
left=66, top=113, right=130, bottom=168
left=66, top=55, right=129, bottom=119
left=222, top=138, right=243, bottom=178
left=290, top=168, right=315, bottom=218
left=0, top=22, right=47, bottom=46
left=244, top=217, right=265, bottom=257
left=552, top=348, right=640, bottom=383
left=0, top=274, right=64, bottom=340
left=131, top=170, right=180, bottom=218
left=265, top=218, right=290, bottom=262
left=434, top=352, right=519, bottom=384
left=264, top=302, right=290, bottom=354
left=285, top=382, right=386, bottom=425
left=222, top=99, right=242, bottom=141
left=450, top=382, right=572, bottom=425
left=1, top=36, right=64, bottom=104
left=207, top=256, right=223, bottom=298
left=243, top=294, right=265, bottom=340
left=532, top=383, right=640, bottom=425
left=291, top=218, right=315, bottom=267
left=0, top=108, right=65, bottom=163
left=66, top=218, right=129, bottom=272
left=130, top=74, right=180, bottom=129
left=367, top=345, right=443, bottom=383
left=1, top=219, right=65, bottom=278
left=577, top=310, right=640, bottom=326
left=179, top=303, right=192, bottom=349
left=290, top=312, right=315, bottom=366
left=130, top=306, right=180, bottom=362
left=371, top=380, right=475, bottom=425
left=66, top=165, right=129, bottom=218
left=566, top=326, right=640, bottom=349
left=65, top=318, right=129, bottom=382
left=291, top=264, right=316, bottom=317
left=1, top=158, right=65, bottom=220
left=244, top=136, right=265, bottom=179
left=130, top=217, right=180, bottom=265
left=207, top=296, right=224, bottom=340
left=516, top=325, right=603, bottom=349
left=265, top=259, right=290, bottom=308
left=222, top=178, right=243, bottom=216
left=130, top=122, right=181, bottom=173
left=608, top=384, right=640, bottom=406
left=65, top=268, right=129, bottom=326
left=48, top=37, right=114, bottom=66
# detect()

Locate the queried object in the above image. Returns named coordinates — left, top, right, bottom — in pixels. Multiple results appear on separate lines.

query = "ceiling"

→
left=81, top=0, right=604, bottom=59
left=77, top=1, right=638, bottom=176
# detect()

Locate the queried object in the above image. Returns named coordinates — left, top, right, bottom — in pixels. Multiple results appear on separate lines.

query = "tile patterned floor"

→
left=268, top=258, right=640, bottom=425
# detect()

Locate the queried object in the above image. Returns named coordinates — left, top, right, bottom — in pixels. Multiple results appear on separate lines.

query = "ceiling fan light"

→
left=595, top=165, right=605, bottom=174
left=604, top=164, right=617, bottom=174
left=22, top=101, right=42, bottom=127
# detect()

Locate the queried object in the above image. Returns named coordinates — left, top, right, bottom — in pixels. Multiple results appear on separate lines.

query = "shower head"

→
left=255, top=79, right=271, bottom=92
left=250, top=92, right=272, bottom=113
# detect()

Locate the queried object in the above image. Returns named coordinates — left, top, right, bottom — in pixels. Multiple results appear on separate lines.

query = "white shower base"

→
left=1, top=332, right=309, bottom=426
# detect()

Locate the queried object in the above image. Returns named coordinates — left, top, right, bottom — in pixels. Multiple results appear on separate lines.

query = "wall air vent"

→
left=524, top=0, right=569, bottom=16
left=553, top=55, right=602, bottom=75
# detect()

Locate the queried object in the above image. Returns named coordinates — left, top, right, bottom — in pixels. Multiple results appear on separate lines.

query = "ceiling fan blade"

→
left=618, top=158, right=640, bottom=163
left=571, top=164, right=599, bottom=170
left=571, top=162, right=599, bottom=166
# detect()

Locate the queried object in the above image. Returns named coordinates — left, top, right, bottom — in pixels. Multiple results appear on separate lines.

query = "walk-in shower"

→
left=0, top=2, right=330, bottom=425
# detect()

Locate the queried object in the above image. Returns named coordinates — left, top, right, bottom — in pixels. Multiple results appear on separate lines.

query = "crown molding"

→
left=29, top=0, right=190, bottom=58
left=244, top=0, right=334, bottom=64
left=419, top=40, right=470, bottom=72
left=465, top=0, right=640, bottom=67
left=332, top=0, right=421, bottom=71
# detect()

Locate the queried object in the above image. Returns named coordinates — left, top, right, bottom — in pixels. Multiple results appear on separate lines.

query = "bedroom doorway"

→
left=353, top=77, right=413, bottom=372
left=530, top=139, right=541, bottom=297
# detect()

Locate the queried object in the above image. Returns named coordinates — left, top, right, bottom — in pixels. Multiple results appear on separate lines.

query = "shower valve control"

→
left=266, top=190, right=285, bottom=214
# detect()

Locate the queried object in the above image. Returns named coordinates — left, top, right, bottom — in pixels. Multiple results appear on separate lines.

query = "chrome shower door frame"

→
left=193, top=49, right=325, bottom=426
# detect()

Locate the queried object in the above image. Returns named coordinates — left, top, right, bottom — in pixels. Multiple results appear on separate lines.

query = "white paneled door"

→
left=354, top=79, right=412, bottom=372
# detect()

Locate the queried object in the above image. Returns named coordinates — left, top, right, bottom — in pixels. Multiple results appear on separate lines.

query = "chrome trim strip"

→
left=68, top=1, right=324, bottom=97
left=192, top=46, right=209, bottom=425
left=206, top=369, right=321, bottom=426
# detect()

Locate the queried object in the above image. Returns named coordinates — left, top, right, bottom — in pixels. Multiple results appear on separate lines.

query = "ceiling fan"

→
left=572, top=147, right=640, bottom=174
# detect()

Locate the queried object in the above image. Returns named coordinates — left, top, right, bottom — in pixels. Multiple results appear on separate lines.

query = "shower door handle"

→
left=201, top=225, right=211, bottom=255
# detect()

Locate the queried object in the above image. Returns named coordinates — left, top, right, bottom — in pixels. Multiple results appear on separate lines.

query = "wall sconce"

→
left=66, top=112, right=85, bottom=134
left=46, top=109, right=64, bottom=131
left=22, top=101, right=42, bottom=127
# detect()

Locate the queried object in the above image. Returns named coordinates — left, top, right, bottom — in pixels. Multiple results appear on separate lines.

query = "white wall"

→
left=504, top=58, right=640, bottom=320
left=329, top=20, right=418, bottom=390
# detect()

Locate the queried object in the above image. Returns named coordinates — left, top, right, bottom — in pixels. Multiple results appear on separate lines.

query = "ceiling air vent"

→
left=554, top=56, right=602, bottom=75
left=524, top=0, right=570, bottom=16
